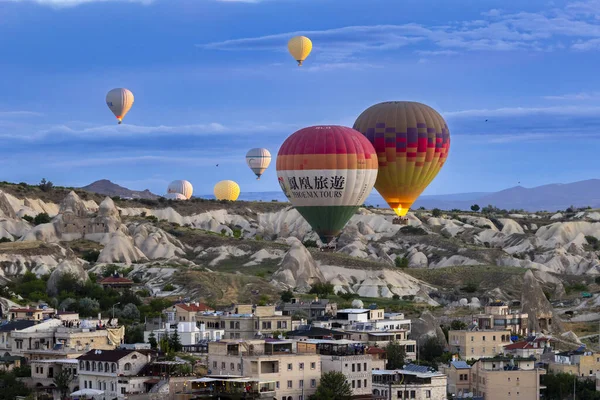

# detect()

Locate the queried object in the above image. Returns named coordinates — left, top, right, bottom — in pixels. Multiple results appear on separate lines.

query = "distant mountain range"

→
left=83, top=178, right=600, bottom=212
left=81, top=180, right=160, bottom=200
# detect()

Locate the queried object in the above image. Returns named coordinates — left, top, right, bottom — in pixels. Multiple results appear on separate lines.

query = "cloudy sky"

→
left=1, top=0, right=600, bottom=197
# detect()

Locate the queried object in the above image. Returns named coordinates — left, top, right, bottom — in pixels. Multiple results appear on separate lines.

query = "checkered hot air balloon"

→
left=353, top=101, right=451, bottom=217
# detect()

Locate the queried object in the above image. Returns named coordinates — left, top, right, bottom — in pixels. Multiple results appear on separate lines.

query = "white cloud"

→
left=49, top=154, right=238, bottom=167
left=1, top=0, right=153, bottom=7
left=542, top=92, right=600, bottom=100
left=0, top=120, right=298, bottom=141
left=0, top=111, right=44, bottom=117
left=198, top=1, right=600, bottom=61
left=443, top=105, right=600, bottom=118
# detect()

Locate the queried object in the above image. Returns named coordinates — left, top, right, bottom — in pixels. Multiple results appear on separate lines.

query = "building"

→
left=474, top=301, right=529, bottom=336
left=366, top=347, right=387, bottom=371
left=77, top=349, right=154, bottom=399
left=345, top=324, right=416, bottom=361
left=281, top=297, right=337, bottom=320
left=286, top=326, right=350, bottom=341
left=8, top=305, right=56, bottom=321
left=197, top=305, right=292, bottom=340
left=548, top=349, right=600, bottom=377
left=502, top=336, right=554, bottom=358
left=331, top=308, right=385, bottom=328
left=144, top=321, right=224, bottom=345
left=306, top=339, right=373, bottom=397
left=163, top=302, right=214, bottom=323
left=30, top=358, right=79, bottom=399
left=208, top=339, right=321, bottom=400
left=99, top=276, right=134, bottom=291
left=471, top=357, right=546, bottom=400
left=440, top=359, right=472, bottom=397
left=448, top=329, right=512, bottom=360
left=372, top=364, right=448, bottom=400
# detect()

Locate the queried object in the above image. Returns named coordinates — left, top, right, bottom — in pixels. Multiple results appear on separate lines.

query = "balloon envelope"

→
left=246, top=148, right=272, bottom=180
left=287, top=36, right=312, bottom=66
left=353, top=101, right=451, bottom=217
left=276, top=125, right=378, bottom=244
left=106, top=88, right=134, bottom=124
left=167, top=180, right=193, bottom=199
left=214, top=180, right=240, bottom=201
left=164, top=193, right=187, bottom=201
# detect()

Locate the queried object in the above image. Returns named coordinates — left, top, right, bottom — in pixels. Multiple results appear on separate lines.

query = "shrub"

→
left=431, top=208, right=442, bottom=217
left=38, top=178, right=54, bottom=192
left=82, top=250, right=100, bottom=263
left=461, top=282, right=478, bottom=293
left=0, top=237, right=11, bottom=243
left=470, top=204, right=480, bottom=212
left=22, top=215, right=34, bottom=223
left=163, top=283, right=176, bottom=291
left=303, top=240, right=318, bottom=248
left=395, top=256, right=409, bottom=269
left=33, top=212, right=51, bottom=225
left=400, top=226, right=428, bottom=235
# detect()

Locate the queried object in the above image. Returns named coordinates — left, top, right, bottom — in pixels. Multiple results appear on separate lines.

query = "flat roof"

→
left=337, top=309, right=371, bottom=313
left=302, top=339, right=361, bottom=345
left=32, top=359, right=78, bottom=364
left=372, top=369, right=445, bottom=379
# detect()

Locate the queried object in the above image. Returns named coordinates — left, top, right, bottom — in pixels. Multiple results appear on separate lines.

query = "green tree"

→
left=309, top=371, right=352, bottom=400
left=280, top=290, right=294, bottom=303
left=38, top=178, right=54, bottom=192
left=419, top=337, right=444, bottom=362
left=53, top=369, right=75, bottom=400
left=169, top=330, right=183, bottom=352
left=385, top=341, right=406, bottom=369
left=450, top=320, right=468, bottom=330
left=431, top=208, right=442, bottom=217
left=395, top=256, right=409, bottom=269
left=309, top=282, right=335, bottom=298
left=470, top=204, right=480, bottom=212
left=124, top=325, right=144, bottom=344
left=148, top=332, right=158, bottom=350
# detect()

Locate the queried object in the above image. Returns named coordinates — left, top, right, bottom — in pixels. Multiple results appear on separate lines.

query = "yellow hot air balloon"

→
left=288, top=36, right=312, bottom=66
left=214, top=180, right=240, bottom=201
left=353, top=101, right=451, bottom=218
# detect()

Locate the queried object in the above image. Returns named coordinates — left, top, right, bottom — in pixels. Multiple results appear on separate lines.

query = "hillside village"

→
left=1, top=182, right=600, bottom=399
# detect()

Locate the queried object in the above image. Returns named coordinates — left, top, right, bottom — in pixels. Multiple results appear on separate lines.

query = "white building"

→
left=30, top=359, right=79, bottom=400
left=77, top=349, right=153, bottom=399
left=372, top=365, right=448, bottom=400
left=144, top=321, right=224, bottom=345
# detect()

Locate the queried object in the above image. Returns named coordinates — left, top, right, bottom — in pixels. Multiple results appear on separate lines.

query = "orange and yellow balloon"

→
left=353, top=101, right=451, bottom=217
left=288, top=36, right=312, bottom=66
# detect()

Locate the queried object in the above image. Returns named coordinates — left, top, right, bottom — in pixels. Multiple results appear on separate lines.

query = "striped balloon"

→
left=167, top=180, right=193, bottom=199
left=246, top=148, right=272, bottom=180
left=106, top=88, right=134, bottom=124
left=353, top=101, right=451, bottom=217
left=276, top=125, right=378, bottom=244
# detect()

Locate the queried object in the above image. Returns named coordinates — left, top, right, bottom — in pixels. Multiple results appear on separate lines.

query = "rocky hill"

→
left=81, top=179, right=160, bottom=200
left=2, top=182, right=600, bottom=341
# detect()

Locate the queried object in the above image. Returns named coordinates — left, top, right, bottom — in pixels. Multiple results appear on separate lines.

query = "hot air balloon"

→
left=246, top=148, right=272, bottom=180
left=214, top=180, right=240, bottom=201
left=276, top=125, right=378, bottom=245
left=353, top=101, right=451, bottom=220
left=106, top=88, right=134, bottom=124
left=164, top=193, right=187, bottom=201
left=288, top=36, right=312, bottom=66
left=167, top=180, right=193, bottom=199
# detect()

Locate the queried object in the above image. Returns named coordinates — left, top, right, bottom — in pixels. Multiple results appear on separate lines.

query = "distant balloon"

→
left=288, top=36, right=312, bottom=66
left=164, top=193, right=187, bottom=201
left=167, top=180, right=193, bottom=200
left=106, top=88, right=134, bottom=124
left=214, top=180, right=240, bottom=201
left=246, top=148, right=272, bottom=180
left=276, top=125, right=378, bottom=245
left=353, top=101, right=451, bottom=217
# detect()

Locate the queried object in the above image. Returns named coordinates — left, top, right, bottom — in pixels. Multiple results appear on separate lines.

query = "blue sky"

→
left=1, top=0, right=600, bottom=197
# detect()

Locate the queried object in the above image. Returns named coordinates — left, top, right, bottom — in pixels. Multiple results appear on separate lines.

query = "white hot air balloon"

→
left=106, top=88, right=134, bottom=124
left=246, top=148, right=272, bottom=180
left=167, top=180, right=193, bottom=199
left=164, top=193, right=187, bottom=201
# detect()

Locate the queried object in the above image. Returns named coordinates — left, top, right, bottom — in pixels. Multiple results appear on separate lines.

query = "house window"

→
left=213, top=361, right=217, bottom=368
left=357, top=380, right=361, bottom=388
left=238, top=363, right=241, bottom=371
left=311, top=379, right=316, bottom=388
left=131, top=355, right=137, bottom=359
left=287, top=363, right=292, bottom=371
left=112, top=364, right=116, bottom=373
left=299, top=363, right=304, bottom=370
left=84, top=381, right=87, bottom=389
left=364, top=379, right=367, bottom=387
left=364, top=362, right=367, bottom=371
left=493, top=336, right=496, bottom=341
left=357, top=363, right=361, bottom=372
left=426, top=390, right=431, bottom=398
left=287, top=380, right=292, bottom=388
left=99, top=363, right=103, bottom=372
left=230, top=322, right=235, bottom=329
left=352, top=364, right=355, bottom=372
left=230, top=363, right=235, bottom=371
left=276, top=381, right=280, bottom=389
left=121, top=387, right=126, bottom=394
left=410, top=391, right=416, bottom=398
left=471, top=336, right=474, bottom=342
left=311, top=362, right=316, bottom=370
left=299, top=380, right=304, bottom=388
left=222, top=362, right=225, bottom=369
left=124, top=363, right=131, bottom=371
left=352, top=380, right=355, bottom=388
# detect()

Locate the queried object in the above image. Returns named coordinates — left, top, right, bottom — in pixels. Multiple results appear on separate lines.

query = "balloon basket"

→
left=393, top=217, right=409, bottom=226
left=318, top=244, right=337, bottom=252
